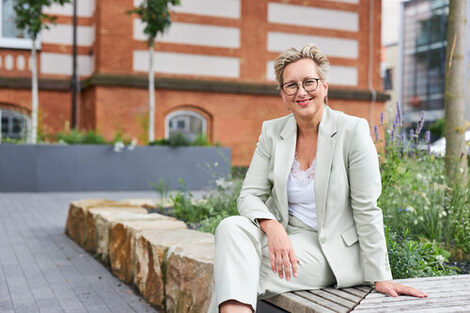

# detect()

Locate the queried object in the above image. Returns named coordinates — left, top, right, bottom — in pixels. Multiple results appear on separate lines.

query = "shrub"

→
left=385, top=228, right=459, bottom=278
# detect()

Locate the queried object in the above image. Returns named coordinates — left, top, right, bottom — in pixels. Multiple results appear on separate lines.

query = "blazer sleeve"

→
left=348, top=118, right=393, bottom=283
left=237, top=121, right=277, bottom=226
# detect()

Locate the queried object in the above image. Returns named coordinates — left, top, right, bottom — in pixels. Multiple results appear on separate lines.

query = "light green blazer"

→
left=237, top=106, right=393, bottom=288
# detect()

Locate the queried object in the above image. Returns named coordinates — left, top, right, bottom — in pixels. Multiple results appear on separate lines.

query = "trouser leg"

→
left=258, top=221, right=336, bottom=299
left=208, top=216, right=265, bottom=313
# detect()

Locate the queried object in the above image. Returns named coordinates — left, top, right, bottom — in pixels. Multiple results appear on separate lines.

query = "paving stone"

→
left=0, top=191, right=168, bottom=313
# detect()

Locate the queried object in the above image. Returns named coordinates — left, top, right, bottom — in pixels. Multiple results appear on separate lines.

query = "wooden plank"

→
left=393, top=274, right=470, bottom=284
left=265, top=292, right=337, bottom=313
left=342, top=288, right=369, bottom=298
left=294, top=291, right=350, bottom=313
left=412, top=305, right=470, bottom=313
left=324, top=288, right=363, bottom=304
left=309, top=290, right=356, bottom=309
left=364, top=282, right=470, bottom=298
left=360, top=290, right=470, bottom=304
left=353, top=295, right=470, bottom=311
left=354, top=286, right=373, bottom=293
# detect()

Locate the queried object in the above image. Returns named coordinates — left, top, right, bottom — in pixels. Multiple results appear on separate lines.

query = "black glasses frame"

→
left=280, top=78, right=320, bottom=96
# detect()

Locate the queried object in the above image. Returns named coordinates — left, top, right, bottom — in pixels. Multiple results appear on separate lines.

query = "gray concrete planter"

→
left=0, top=144, right=231, bottom=192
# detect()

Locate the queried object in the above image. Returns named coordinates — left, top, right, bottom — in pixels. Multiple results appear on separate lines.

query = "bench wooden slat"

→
left=294, top=291, right=350, bottom=313
left=361, top=289, right=470, bottom=304
left=265, top=292, right=338, bottom=313
left=393, top=274, right=470, bottom=283
left=323, top=288, right=363, bottom=303
left=308, top=289, right=356, bottom=309
left=353, top=295, right=470, bottom=311
left=341, top=288, right=369, bottom=298
left=354, top=286, right=372, bottom=293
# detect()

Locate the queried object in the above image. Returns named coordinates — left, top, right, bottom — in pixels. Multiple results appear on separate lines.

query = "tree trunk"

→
left=444, top=0, right=468, bottom=185
left=148, top=41, right=155, bottom=143
left=31, top=37, right=39, bottom=144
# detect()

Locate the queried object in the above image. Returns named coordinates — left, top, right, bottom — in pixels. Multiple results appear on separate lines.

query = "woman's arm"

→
left=237, top=121, right=299, bottom=280
left=237, top=122, right=276, bottom=224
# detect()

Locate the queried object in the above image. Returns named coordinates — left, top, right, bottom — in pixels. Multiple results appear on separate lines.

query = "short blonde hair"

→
left=274, top=43, right=330, bottom=86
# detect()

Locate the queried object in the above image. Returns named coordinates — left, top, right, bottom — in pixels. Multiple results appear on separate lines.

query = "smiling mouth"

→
left=296, top=98, right=313, bottom=105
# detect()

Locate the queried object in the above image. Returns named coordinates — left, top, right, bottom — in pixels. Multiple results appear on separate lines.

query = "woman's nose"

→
left=297, top=84, right=308, bottom=96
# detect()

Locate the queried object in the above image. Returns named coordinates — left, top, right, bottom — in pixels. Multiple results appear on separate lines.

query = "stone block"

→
left=120, top=198, right=173, bottom=208
left=108, top=218, right=186, bottom=284
left=134, top=229, right=214, bottom=311
left=88, top=207, right=150, bottom=264
left=65, top=199, right=122, bottom=246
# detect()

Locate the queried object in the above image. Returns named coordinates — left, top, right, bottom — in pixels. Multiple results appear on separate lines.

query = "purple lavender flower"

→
left=396, top=102, right=402, bottom=125
left=425, top=130, right=431, bottom=143
left=409, top=129, right=415, bottom=139
left=380, top=112, right=384, bottom=126
left=416, top=111, right=425, bottom=135
left=374, top=125, right=379, bottom=142
left=401, top=133, right=406, bottom=146
left=391, top=129, right=395, bottom=143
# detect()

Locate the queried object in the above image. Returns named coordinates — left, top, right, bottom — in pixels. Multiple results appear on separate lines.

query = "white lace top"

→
left=287, top=157, right=318, bottom=230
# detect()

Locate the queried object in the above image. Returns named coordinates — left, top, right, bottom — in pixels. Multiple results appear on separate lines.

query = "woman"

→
left=208, top=44, right=427, bottom=313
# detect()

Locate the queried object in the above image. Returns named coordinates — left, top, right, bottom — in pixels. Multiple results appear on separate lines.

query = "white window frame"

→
left=165, top=110, right=207, bottom=139
left=0, top=0, right=41, bottom=50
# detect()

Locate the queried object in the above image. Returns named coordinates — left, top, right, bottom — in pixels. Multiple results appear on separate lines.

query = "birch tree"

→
left=444, top=0, right=468, bottom=185
left=14, top=0, right=70, bottom=144
left=128, top=0, right=180, bottom=143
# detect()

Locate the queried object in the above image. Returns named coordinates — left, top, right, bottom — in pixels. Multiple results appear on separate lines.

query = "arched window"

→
left=165, top=110, right=207, bottom=142
left=0, top=108, right=29, bottom=140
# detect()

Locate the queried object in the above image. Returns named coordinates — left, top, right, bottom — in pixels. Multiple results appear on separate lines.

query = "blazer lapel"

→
left=274, top=115, right=297, bottom=226
left=314, top=106, right=337, bottom=230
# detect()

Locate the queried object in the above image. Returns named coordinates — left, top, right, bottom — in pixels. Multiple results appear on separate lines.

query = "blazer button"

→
left=320, top=237, right=326, bottom=244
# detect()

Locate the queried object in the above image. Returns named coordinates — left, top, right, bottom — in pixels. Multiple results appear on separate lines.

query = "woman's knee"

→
left=215, top=215, right=252, bottom=238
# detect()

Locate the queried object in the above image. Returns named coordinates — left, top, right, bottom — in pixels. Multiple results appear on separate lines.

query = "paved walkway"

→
left=0, top=191, right=205, bottom=313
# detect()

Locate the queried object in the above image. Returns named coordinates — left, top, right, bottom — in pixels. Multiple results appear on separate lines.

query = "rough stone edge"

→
left=65, top=199, right=215, bottom=313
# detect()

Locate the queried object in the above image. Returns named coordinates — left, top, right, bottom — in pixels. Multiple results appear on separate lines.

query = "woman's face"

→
left=281, top=58, right=328, bottom=123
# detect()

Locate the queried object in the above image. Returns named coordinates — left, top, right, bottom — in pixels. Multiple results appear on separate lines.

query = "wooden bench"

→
left=257, top=274, right=470, bottom=313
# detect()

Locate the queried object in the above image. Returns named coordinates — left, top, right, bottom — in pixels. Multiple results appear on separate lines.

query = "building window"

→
left=165, top=110, right=207, bottom=142
left=0, top=108, right=29, bottom=140
left=383, top=68, right=393, bottom=90
left=0, top=0, right=37, bottom=49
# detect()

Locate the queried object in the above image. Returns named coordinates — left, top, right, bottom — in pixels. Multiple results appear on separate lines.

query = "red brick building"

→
left=0, top=0, right=387, bottom=166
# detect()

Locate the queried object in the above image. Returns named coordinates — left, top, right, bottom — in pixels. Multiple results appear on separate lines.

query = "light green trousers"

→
left=207, top=215, right=336, bottom=313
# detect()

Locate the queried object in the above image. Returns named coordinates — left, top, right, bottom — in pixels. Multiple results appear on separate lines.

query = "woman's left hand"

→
left=375, top=281, right=428, bottom=298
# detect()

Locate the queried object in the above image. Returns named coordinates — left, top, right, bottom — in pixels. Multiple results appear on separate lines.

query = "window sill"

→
left=0, top=37, right=41, bottom=50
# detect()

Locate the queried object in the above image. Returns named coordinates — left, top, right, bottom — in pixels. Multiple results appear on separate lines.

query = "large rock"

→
left=109, top=218, right=186, bottom=284
left=134, top=229, right=214, bottom=311
left=65, top=199, right=125, bottom=247
left=88, top=207, right=149, bottom=264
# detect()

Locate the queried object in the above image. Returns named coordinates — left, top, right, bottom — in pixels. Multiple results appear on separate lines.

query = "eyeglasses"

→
left=280, top=78, right=320, bottom=96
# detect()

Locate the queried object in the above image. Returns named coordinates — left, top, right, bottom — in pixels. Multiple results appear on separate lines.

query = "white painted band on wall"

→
left=268, top=3, right=358, bottom=32
left=134, top=0, right=240, bottom=18
left=41, top=24, right=94, bottom=46
left=43, top=0, right=95, bottom=17
left=133, top=20, right=240, bottom=48
left=40, top=53, right=94, bottom=76
left=266, top=61, right=357, bottom=86
left=324, top=0, right=358, bottom=3
left=133, top=50, right=239, bottom=78
left=268, top=32, right=358, bottom=59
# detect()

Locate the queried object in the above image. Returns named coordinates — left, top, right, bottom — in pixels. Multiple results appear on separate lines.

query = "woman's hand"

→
left=258, top=219, right=299, bottom=280
left=375, top=280, right=428, bottom=298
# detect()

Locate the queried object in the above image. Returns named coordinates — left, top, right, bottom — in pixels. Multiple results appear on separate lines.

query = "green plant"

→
left=149, top=138, right=170, bottom=146
left=168, top=132, right=190, bottom=147
left=385, top=228, right=459, bottom=279
left=152, top=178, right=169, bottom=202
left=56, top=129, right=107, bottom=144
left=192, top=133, right=210, bottom=146
left=169, top=176, right=241, bottom=233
